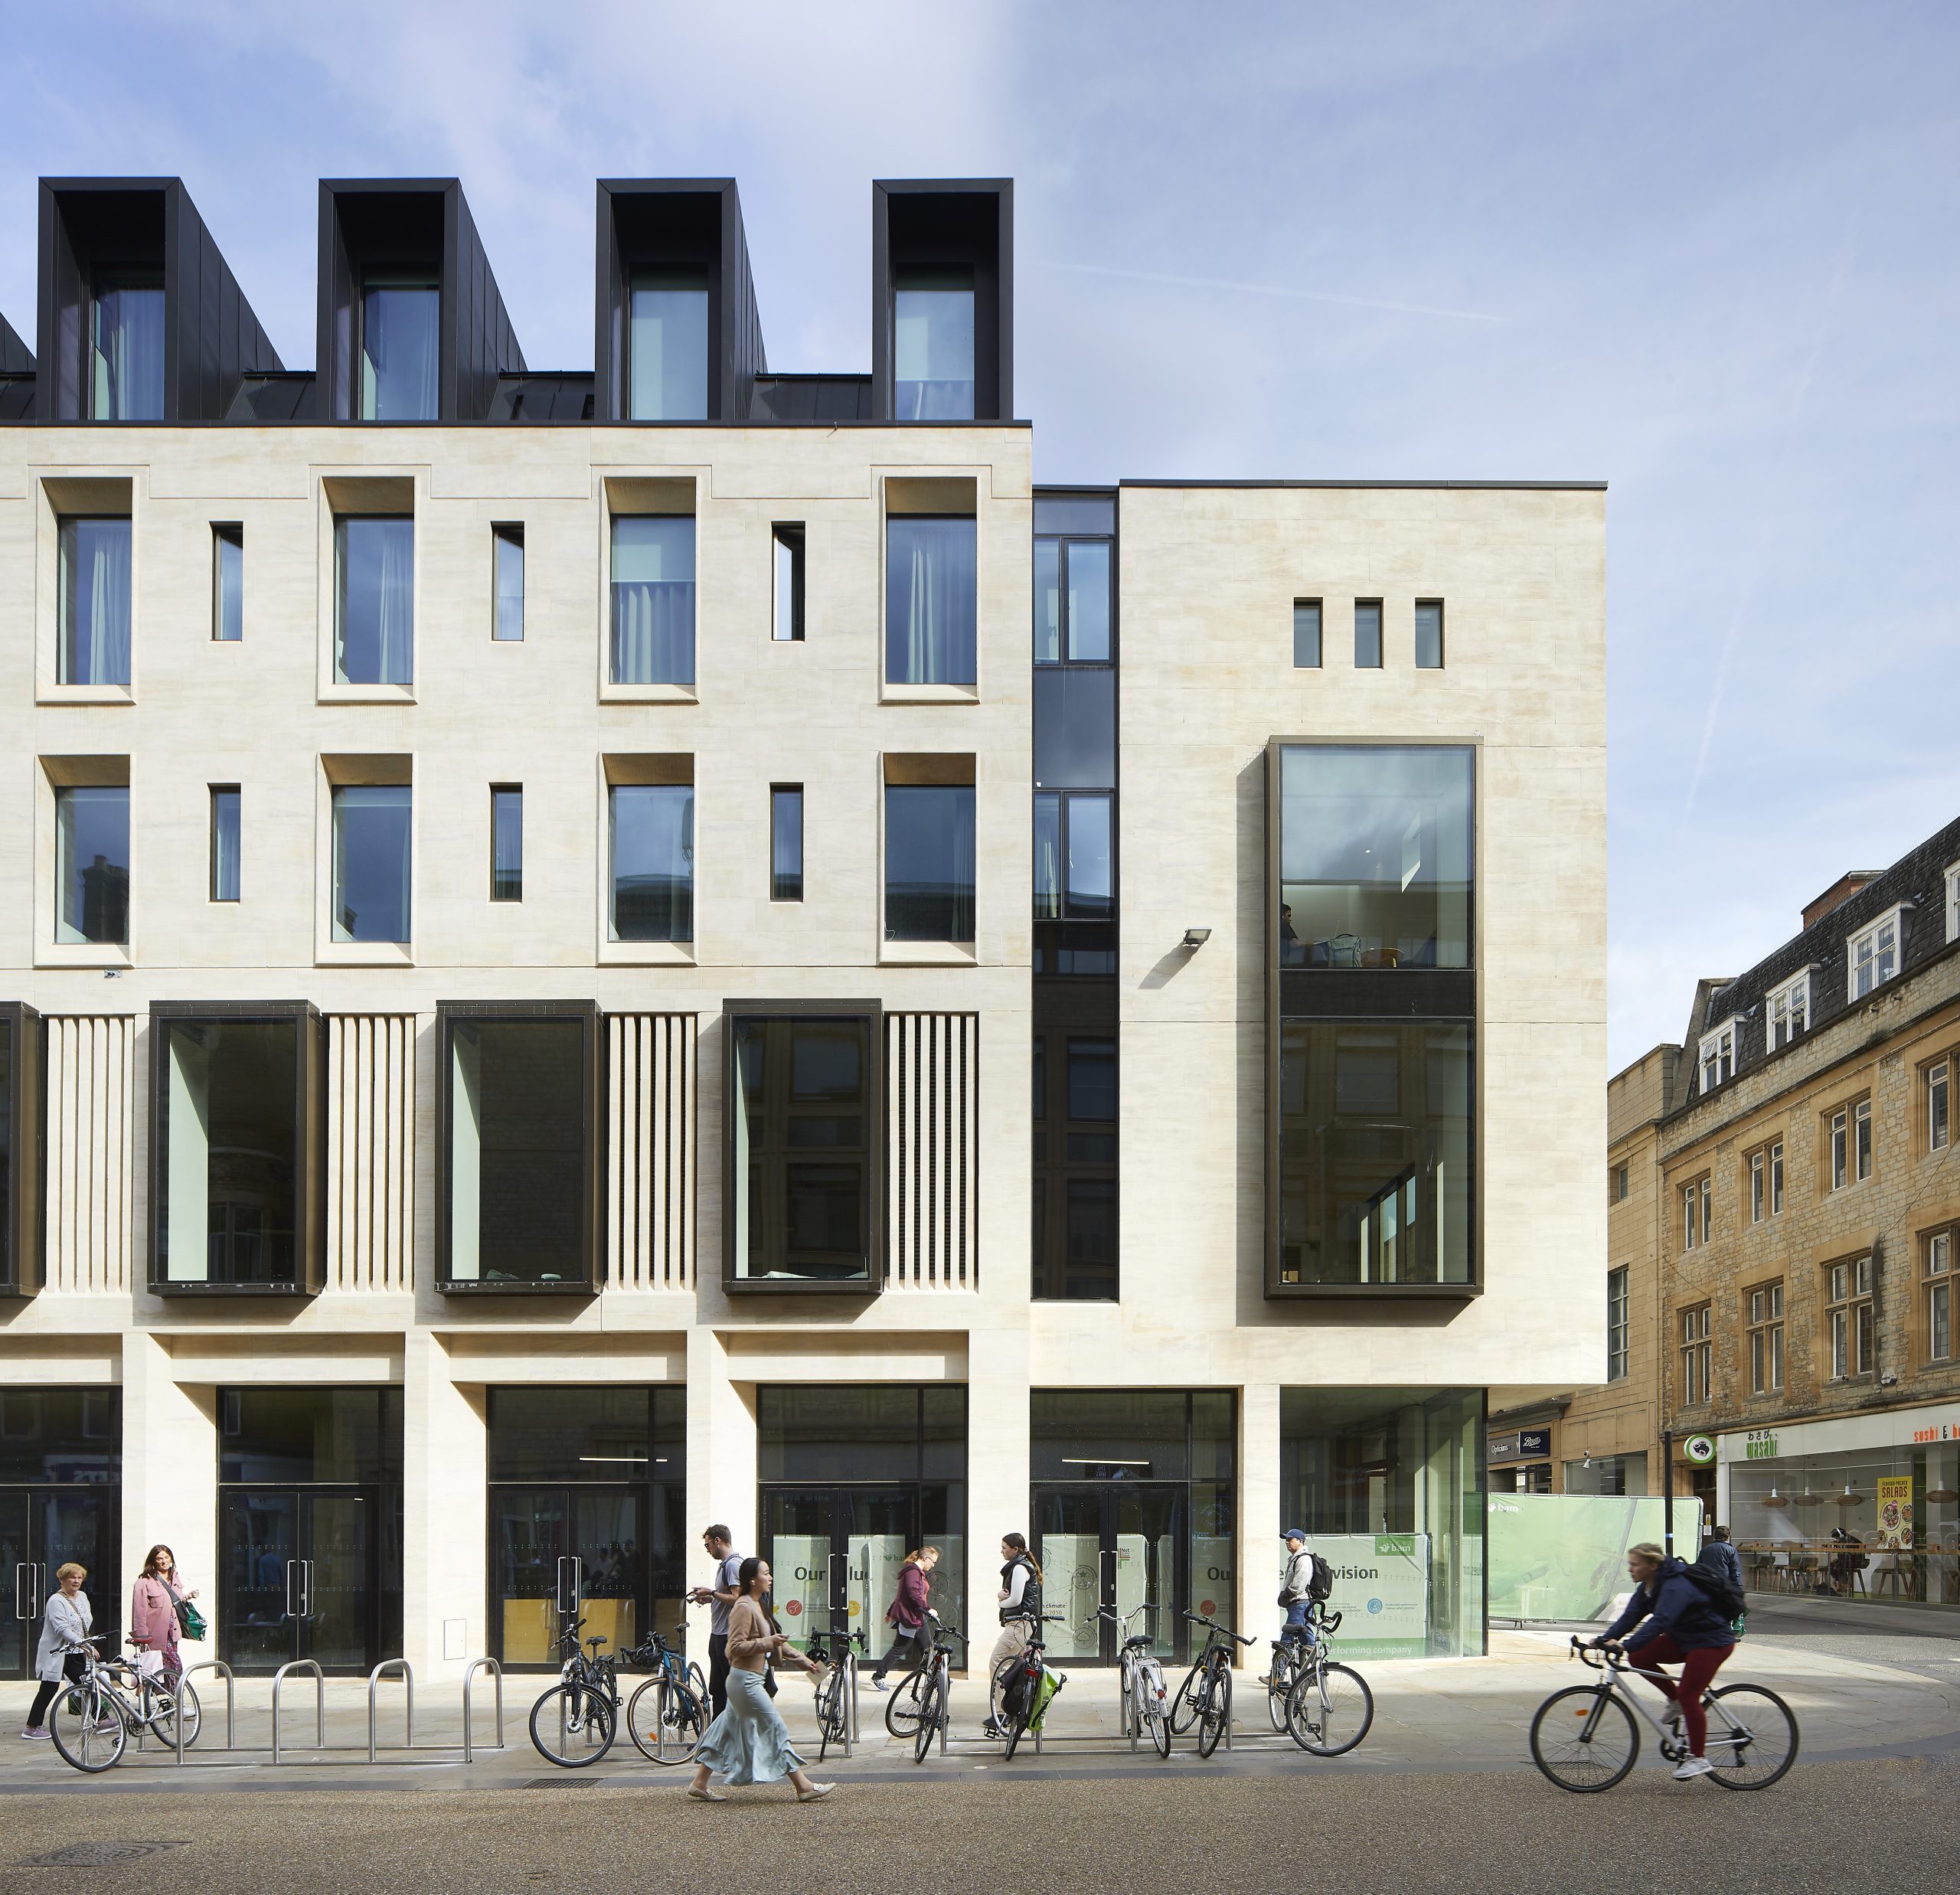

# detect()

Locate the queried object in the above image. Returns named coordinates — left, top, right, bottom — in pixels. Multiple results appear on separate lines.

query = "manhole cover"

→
left=19, top=1841, right=188, bottom=1867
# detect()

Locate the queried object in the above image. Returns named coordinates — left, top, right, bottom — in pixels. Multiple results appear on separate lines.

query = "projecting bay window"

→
left=359, top=275, right=439, bottom=420
left=90, top=273, right=164, bottom=420
left=58, top=516, right=132, bottom=686
left=887, top=515, right=977, bottom=687
left=893, top=268, right=975, bottom=419
left=334, top=516, right=413, bottom=685
left=331, top=783, right=412, bottom=945
left=628, top=268, right=710, bottom=421
left=725, top=1007, right=880, bottom=1292
left=149, top=1003, right=323, bottom=1295
left=607, top=769, right=694, bottom=946
left=437, top=1004, right=601, bottom=1295
left=609, top=515, right=696, bottom=686
left=884, top=766, right=975, bottom=949
left=1748, top=1283, right=1784, bottom=1394
left=1828, top=1256, right=1874, bottom=1380
left=54, top=783, right=129, bottom=946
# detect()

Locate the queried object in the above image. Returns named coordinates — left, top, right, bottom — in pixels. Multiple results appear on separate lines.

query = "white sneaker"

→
left=1672, top=1756, right=1714, bottom=1779
left=19, top=1727, right=50, bottom=1741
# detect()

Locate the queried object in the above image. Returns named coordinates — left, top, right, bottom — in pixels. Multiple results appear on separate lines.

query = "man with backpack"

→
left=1277, top=1528, right=1328, bottom=1652
left=1594, top=1540, right=1740, bottom=1780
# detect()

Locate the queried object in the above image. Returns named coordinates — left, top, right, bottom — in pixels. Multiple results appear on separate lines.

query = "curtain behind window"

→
left=610, top=517, right=696, bottom=684
left=92, top=280, right=164, bottom=420
left=60, top=517, right=132, bottom=685
left=886, top=516, right=976, bottom=684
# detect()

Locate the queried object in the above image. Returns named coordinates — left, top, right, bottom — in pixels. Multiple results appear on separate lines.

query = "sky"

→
left=2, top=0, right=1954, bottom=1072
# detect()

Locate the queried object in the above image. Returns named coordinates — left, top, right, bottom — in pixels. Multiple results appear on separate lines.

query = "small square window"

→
left=492, top=524, right=524, bottom=642
left=212, top=524, right=243, bottom=642
left=1354, top=600, right=1383, bottom=668
left=1292, top=599, right=1322, bottom=668
left=210, top=786, right=240, bottom=903
left=773, top=524, right=805, bottom=643
left=1414, top=600, right=1444, bottom=669
left=490, top=786, right=523, bottom=902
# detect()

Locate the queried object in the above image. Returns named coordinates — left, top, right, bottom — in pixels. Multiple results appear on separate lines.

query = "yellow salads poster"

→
left=1876, top=1476, right=1914, bottom=1550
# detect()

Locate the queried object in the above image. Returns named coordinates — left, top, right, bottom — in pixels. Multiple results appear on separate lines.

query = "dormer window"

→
left=360, top=273, right=439, bottom=420
left=628, top=268, right=709, bottom=420
left=1699, top=1019, right=1738, bottom=1094
left=1847, top=904, right=1908, bottom=1003
left=893, top=267, right=975, bottom=420
left=90, top=272, right=163, bottom=420
left=1766, top=969, right=1813, bottom=1050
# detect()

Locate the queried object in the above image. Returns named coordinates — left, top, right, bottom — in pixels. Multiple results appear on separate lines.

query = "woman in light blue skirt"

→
left=688, top=1558, right=835, bottom=1803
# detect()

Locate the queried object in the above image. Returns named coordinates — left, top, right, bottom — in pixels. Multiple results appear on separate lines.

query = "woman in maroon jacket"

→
left=130, top=1544, right=198, bottom=1682
left=869, top=1547, right=939, bottom=1691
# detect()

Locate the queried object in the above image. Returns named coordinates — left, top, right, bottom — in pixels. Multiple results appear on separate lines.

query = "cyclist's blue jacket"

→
left=1601, top=1557, right=1736, bottom=1654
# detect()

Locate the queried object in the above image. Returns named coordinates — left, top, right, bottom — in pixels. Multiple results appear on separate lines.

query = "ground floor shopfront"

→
left=4, top=1348, right=1491, bottom=1678
left=1720, top=1400, right=1960, bottom=1607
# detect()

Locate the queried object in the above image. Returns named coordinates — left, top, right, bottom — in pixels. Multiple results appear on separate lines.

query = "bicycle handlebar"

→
left=1183, top=1610, right=1255, bottom=1647
left=1570, top=1635, right=1625, bottom=1671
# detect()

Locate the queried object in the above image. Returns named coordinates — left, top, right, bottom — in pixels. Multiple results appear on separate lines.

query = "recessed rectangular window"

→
left=885, top=785, right=975, bottom=943
left=441, top=1008, right=597, bottom=1292
left=331, top=784, right=411, bottom=943
left=152, top=1005, right=320, bottom=1292
left=334, top=516, right=414, bottom=684
left=628, top=267, right=710, bottom=421
left=1748, top=1283, right=1784, bottom=1393
left=610, top=515, right=696, bottom=684
left=727, top=1012, right=877, bottom=1289
left=1606, top=1266, right=1629, bottom=1380
left=1292, top=600, right=1322, bottom=668
left=491, top=787, right=523, bottom=902
left=212, top=524, right=243, bottom=642
left=1749, top=1148, right=1765, bottom=1224
left=770, top=786, right=803, bottom=902
left=887, top=515, right=976, bottom=684
left=1414, top=600, right=1445, bottom=669
left=1927, top=1232, right=1953, bottom=1365
left=1831, top=1109, right=1848, bottom=1191
left=1612, top=1163, right=1628, bottom=1203
left=1278, top=744, right=1472, bottom=969
left=1769, top=1140, right=1784, bottom=1215
left=58, top=516, right=132, bottom=685
left=1064, top=541, right=1111, bottom=662
left=1931, top=1060, right=1951, bottom=1153
left=492, top=524, right=524, bottom=642
left=54, top=785, right=129, bottom=944
left=1276, top=1019, right=1473, bottom=1286
left=1828, top=1256, right=1874, bottom=1378
left=893, top=268, right=975, bottom=420
left=1678, top=1303, right=1712, bottom=1406
left=210, top=786, right=240, bottom=903
left=1682, top=1183, right=1698, bottom=1252
left=609, top=783, right=694, bottom=942
left=90, top=273, right=164, bottom=420
left=359, top=275, right=439, bottom=421
left=772, top=524, right=805, bottom=642
left=1854, top=1098, right=1872, bottom=1181
left=1701, top=1176, right=1712, bottom=1243
left=1354, top=600, right=1383, bottom=668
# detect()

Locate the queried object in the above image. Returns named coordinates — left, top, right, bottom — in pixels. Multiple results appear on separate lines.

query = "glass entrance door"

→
left=0, top=1489, right=119, bottom=1681
left=219, top=1488, right=381, bottom=1674
left=760, top=1488, right=916, bottom=1652
left=1033, top=1484, right=1185, bottom=1665
left=489, top=1486, right=644, bottom=1667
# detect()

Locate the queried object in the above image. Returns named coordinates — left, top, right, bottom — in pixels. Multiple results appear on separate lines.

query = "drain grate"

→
left=523, top=1776, right=602, bottom=1789
left=18, top=1841, right=188, bottom=1867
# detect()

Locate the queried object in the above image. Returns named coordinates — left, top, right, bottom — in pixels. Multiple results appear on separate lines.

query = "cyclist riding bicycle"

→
left=1592, top=1539, right=1736, bottom=1781
left=982, top=1534, right=1043, bottom=1740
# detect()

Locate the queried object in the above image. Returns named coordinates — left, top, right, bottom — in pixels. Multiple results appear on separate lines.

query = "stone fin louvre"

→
left=43, top=1014, right=134, bottom=1295
left=327, top=1013, right=415, bottom=1292
left=887, top=1011, right=978, bottom=1289
left=608, top=1012, right=695, bottom=1289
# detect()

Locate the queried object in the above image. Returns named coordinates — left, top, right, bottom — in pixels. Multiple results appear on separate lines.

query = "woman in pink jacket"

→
left=869, top=1546, right=939, bottom=1690
left=130, top=1544, right=198, bottom=1681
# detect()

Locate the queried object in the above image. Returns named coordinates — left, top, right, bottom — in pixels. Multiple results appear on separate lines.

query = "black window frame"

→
left=1265, top=737, right=1481, bottom=1302
left=146, top=1001, right=325, bottom=1299
left=211, top=521, right=243, bottom=642
left=1034, top=789, right=1116, bottom=923
left=434, top=1001, right=603, bottom=1298
left=1034, top=534, right=1116, bottom=670
left=489, top=786, right=523, bottom=903
left=1415, top=599, right=1446, bottom=670
left=772, top=523, right=805, bottom=643
left=722, top=999, right=884, bottom=1297
left=1292, top=597, right=1322, bottom=669
left=1354, top=599, right=1384, bottom=670
left=209, top=784, right=240, bottom=903
left=492, top=521, right=524, bottom=642
left=0, top=1003, right=44, bottom=1299
left=770, top=785, right=803, bottom=903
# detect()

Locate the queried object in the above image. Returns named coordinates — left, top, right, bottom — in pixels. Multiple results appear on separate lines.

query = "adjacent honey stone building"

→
left=0, top=173, right=1606, bottom=1680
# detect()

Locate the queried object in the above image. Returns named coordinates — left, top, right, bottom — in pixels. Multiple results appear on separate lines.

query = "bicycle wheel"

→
left=884, top=1665, right=928, bottom=1738
left=1286, top=1661, right=1374, bottom=1758
left=1145, top=1677, right=1173, bottom=1759
left=149, top=1677, right=201, bottom=1750
left=1117, top=1652, right=1135, bottom=1738
left=913, top=1668, right=945, bottom=1765
left=816, top=1668, right=847, bottom=1762
left=50, top=1688, right=126, bottom=1774
left=1168, top=1661, right=1207, bottom=1734
left=1196, top=1660, right=1232, bottom=1758
left=1703, top=1683, right=1798, bottom=1790
left=626, top=1676, right=703, bottom=1765
left=1001, top=1706, right=1028, bottom=1760
left=1266, top=1648, right=1296, bottom=1733
left=528, top=1682, right=616, bottom=1767
left=1529, top=1686, right=1638, bottom=1792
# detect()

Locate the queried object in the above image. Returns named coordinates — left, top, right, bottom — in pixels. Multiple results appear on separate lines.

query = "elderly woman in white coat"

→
left=20, top=1563, right=99, bottom=1740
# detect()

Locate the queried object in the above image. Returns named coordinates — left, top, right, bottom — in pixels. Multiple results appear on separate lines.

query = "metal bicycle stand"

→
left=174, top=1659, right=237, bottom=1760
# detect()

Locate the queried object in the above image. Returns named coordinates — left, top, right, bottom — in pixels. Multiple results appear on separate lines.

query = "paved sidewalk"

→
left=5, top=1621, right=1954, bottom=1791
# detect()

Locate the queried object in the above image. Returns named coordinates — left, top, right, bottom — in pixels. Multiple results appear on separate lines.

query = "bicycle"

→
left=47, top=1637, right=201, bottom=1774
left=882, top=1612, right=969, bottom=1763
left=1530, top=1636, right=1798, bottom=1792
left=622, top=1624, right=710, bottom=1765
left=1099, top=1603, right=1171, bottom=1759
left=995, top=1614, right=1067, bottom=1761
left=1171, top=1610, right=1253, bottom=1759
left=803, top=1625, right=864, bottom=1761
left=528, top=1614, right=622, bottom=1767
left=1282, top=1606, right=1374, bottom=1757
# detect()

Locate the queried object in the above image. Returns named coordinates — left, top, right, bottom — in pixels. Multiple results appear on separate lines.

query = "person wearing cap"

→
left=1279, top=1528, right=1318, bottom=1652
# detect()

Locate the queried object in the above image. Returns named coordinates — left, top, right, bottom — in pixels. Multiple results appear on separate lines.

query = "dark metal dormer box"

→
left=317, top=179, right=525, bottom=423
left=594, top=179, right=765, bottom=423
left=36, top=178, right=281, bottom=422
left=872, top=179, right=1013, bottom=423
left=0, top=312, right=31, bottom=421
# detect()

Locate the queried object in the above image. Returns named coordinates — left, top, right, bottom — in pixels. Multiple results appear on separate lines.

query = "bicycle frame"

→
left=1573, top=1641, right=1753, bottom=1756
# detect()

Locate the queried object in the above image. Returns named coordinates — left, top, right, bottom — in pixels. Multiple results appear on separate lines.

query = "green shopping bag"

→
left=1027, top=1664, right=1067, bottom=1732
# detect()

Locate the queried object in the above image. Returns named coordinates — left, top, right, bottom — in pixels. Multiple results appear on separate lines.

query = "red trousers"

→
left=1629, top=1635, right=1731, bottom=1755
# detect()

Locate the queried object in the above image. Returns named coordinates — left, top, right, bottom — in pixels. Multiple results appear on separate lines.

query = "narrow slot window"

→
left=492, top=524, right=524, bottom=642
left=491, top=787, right=523, bottom=902
left=1415, top=600, right=1445, bottom=669
left=1292, top=599, right=1322, bottom=668
left=771, top=786, right=803, bottom=901
left=212, top=524, right=243, bottom=642
left=773, top=524, right=805, bottom=642
left=1354, top=600, right=1383, bottom=668
left=210, top=786, right=240, bottom=903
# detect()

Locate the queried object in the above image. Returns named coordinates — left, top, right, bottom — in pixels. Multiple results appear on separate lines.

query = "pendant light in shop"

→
left=1926, top=1480, right=1958, bottom=1504
left=1763, top=1485, right=1788, bottom=1508
left=1793, top=1485, right=1822, bottom=1509
left=1835, top=1481, right=1866, bottom=1508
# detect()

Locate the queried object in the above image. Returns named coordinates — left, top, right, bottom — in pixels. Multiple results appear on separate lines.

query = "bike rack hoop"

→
left=176, top=1658, right=237, bottom=1760
left=462, top=1656, right=504, bottom=1763
left=368, top=1658, right=413, bottom=1763
left=271, top=1658, right=326, bottom=1763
